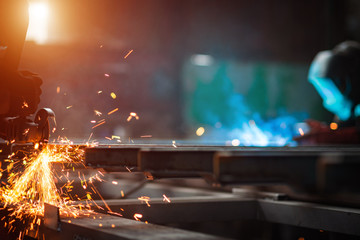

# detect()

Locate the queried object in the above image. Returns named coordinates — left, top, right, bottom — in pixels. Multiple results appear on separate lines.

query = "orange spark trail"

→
left=92, top=121, right=106, bottom=129
left=124, top=49, right=133, bottom=59
left=107, top=108, right=119, bottom=115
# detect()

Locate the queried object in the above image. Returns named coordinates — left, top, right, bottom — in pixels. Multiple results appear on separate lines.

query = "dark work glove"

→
left=6, top=70, right=42, bottom=116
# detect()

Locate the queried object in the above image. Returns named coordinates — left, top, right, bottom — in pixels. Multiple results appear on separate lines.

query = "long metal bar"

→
left=91, top=196, right=360, bottom=236
left=43, top=212, right=230, bottom=240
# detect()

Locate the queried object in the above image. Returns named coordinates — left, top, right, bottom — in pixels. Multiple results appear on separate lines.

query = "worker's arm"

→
left=0, top=0, right=42, bottom=117
left=0, top=71, right=42, bottom=117
left=294, top=119, right=360, bottom=145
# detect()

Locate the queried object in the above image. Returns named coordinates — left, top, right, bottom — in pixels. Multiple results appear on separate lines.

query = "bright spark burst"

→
left=110, top=92, right=117, bottom=99
left=0, top=145, right=92, bottom=233
left=22, top=101, right=29, bottom=108
left=138, top=196, right=151, bottom=207
left=0, top=143, right=117, bottom=235
left=134, top=213, right=143, bottom=221
left=127, top=112, right=139, bottom=122
left=94, top=110, right=102, bottom=116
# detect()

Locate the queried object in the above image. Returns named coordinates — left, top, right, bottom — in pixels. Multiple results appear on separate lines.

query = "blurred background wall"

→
left=19, top=0, right=360, bottom=142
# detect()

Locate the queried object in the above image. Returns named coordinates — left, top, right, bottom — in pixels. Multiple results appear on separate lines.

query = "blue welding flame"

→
left=190, top=64, right=307, bottom=146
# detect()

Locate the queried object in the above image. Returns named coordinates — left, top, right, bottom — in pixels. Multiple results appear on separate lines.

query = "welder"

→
left=0, top=0, right=50, bottom=144
left=296, top=41, right=360, bottom=144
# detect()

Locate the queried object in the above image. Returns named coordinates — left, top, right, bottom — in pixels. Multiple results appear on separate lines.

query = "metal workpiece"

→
left=85, top=145, right=360, bottom=193
left=138, top=148, right=217, bottom=178
left=85, top=145, right=141, bottom=171
left=43, top=212, right=230, bottom=240
left=93, top=196, right=256, bottom=224
left=213, top=150, right=360, bottom=193
left=256, top=199, right=360, bottom=237
left=90, top=194, right=360, bottom=237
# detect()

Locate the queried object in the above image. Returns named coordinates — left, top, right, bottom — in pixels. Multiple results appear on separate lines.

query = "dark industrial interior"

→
left=1, top=0, right=360, bottom=239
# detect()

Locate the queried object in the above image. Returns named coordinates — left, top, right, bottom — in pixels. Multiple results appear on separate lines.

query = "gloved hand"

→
left=294, top=119, right=360, bottom=145
left=2, top=70, right=42, bottom=116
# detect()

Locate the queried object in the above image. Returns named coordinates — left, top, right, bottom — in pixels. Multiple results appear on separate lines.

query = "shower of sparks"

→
left=0, top=144, right=96, bottom=233
left=127, top=112, right=139, bottom=122
left=107, top=108, right=119, bottom=115
left=124, top=49, right=133, bottom=59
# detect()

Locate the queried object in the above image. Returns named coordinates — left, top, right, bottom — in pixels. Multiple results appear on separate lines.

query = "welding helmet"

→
left=308, top=41, right=360, bottom=121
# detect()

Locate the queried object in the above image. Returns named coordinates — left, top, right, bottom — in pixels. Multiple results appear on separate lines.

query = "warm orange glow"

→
left=27, top=2, right=49, bottom=44
left=134, top=213, right=143, bottom=221
left=138, top=196, right=151, bottom=207
left=299, top=128, right=304, bottom=136
left=196, top=127, right=205, bottom=136
left=127, top=112, right=139, bottom=122
left=124, top=50, right=134, bottom=59
left=107, top=108, right=119, bottom=115
left=330, top=122, right=338, bottom=130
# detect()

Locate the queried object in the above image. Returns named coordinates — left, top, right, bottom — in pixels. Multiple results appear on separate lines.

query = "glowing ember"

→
left=66, top=106, right=72, bottom=109
left=104, top=74, right=110, bottom=77
left=94, top=110, right=102, bottom=116
left=134, top=213, right=143, bottom=221
left=92, top=121, right=106, bottom=129
left=196, top=127, right=205, bottom=136
left=138, top=196, right=151, bottom=207
left=107, top=108, right=118, bottom=115
left=22, top=101, right=29, bottom=108
left=162, top=194, right=171, bottom=203
left=299, top=128, right=304, bottom=136
left=56, top=86, right=60, bottom=94
left=124, top=49, right=133, bottom=59
left=330, top=122, right=338, bottom=130
left=110, top=92, right=117, bottom=99
left=127, top=112, right=139, bottom=122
